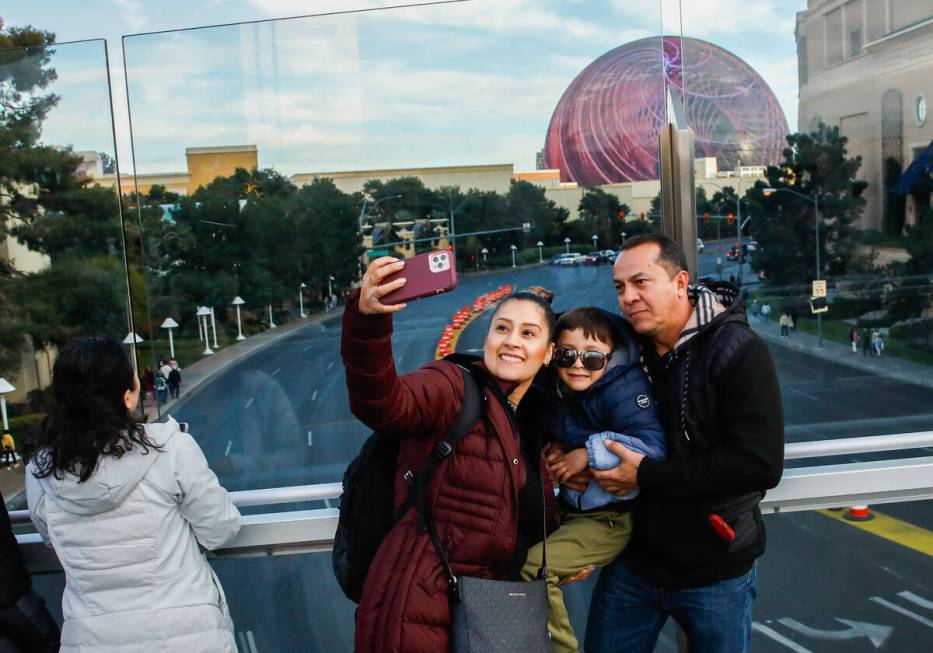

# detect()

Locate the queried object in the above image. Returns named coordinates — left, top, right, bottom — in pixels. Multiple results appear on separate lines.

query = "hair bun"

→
left=525, top=286, right=554, bottom=305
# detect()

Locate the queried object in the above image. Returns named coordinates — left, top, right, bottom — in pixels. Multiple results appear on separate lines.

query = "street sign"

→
left=812, top=279, right=827, bottom=298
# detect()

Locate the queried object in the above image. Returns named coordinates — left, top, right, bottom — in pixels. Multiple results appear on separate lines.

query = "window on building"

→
left=865, top=0, right=887, bottom=42
left=844, top=0, right=863, bottom=58
left=825, top=7, right=844, bottom=65
left=850, top=29, right=862, bottom=57
left=890, top=2, right=932, bottom=32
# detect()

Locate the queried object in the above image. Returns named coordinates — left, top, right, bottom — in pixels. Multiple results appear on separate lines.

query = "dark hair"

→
left=555, top=307, right=618, bottom=350
left=619, top=233, right=688, bottom=279
left=489, top=289, right=558, bottom=338
left=27, top=337, right=158, bottom=483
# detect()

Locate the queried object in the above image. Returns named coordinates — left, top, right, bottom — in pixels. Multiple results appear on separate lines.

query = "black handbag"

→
left=413, top=372, right=552, bottom=653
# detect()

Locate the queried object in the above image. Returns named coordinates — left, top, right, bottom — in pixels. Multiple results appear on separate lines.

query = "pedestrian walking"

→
left=789, top=309, right=799, bottom=334
left=158, top=359, right=172, bottom=380
left=154, top=374, right=168, bottom=405
left=849, top=326, right=859, bottom=354
left=26, top=336, right=241, bottom=653
left=168, top=366, right=182, bottom=400
left=862, top=328, right=872, bottom=356
left=874, top=331, right=885, bottom=357
left=2, top=432, right=16, bottom=468
left=779, top=312, right=792, bottom=337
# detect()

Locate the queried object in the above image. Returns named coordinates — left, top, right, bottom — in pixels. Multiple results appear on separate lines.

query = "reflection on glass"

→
left=0, top=36, right=127, bottom=468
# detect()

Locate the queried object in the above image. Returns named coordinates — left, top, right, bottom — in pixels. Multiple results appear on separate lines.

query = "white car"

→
left=557, top=253, right=586, bottom=266
left=697, top=238, right=705, bottom=253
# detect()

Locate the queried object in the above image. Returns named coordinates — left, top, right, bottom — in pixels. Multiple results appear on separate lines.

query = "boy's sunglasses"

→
left=553, top=347, right=610, bottom=371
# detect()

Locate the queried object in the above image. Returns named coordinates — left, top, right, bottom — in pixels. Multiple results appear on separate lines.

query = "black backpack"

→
left=333, top=363, right=485, bottom=603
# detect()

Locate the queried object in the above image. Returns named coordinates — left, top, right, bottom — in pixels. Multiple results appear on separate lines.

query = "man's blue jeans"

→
left=584, top=559, right=757, bottom=653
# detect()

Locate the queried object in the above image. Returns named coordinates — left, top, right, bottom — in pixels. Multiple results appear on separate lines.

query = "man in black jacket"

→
left=0, top=489, right=60, bottom=652
left=585, top=234, right=784, bottom=653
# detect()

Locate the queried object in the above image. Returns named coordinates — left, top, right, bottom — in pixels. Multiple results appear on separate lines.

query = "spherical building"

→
left=543, top=36, right=789, bottom=186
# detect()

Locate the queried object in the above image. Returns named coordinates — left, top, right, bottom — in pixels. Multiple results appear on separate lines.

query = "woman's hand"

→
left=358, top=257, right=407, bottom=315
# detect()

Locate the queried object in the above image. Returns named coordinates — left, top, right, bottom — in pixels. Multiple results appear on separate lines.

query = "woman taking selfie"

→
left=343, top=256, right=557, bottom=653
left=25, top=337, right=241, bottom=653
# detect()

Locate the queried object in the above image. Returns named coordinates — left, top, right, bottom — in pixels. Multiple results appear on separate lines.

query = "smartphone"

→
left=381, top=250, right=458, bottom=305
left=178, top=422, right=189, bottom=433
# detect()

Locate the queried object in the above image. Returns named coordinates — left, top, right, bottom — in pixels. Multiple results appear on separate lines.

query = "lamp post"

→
left=592, top=234, right=598, bottom=249
left=327, top=276, right=335, bottom=302
left=620, top=231, right=627, bottom=245
left=510, top=244, right=518, bottom=268
left=763, top=187, right=822, bottom=347
left=358, top=194, right=403, bottom=234
left=160, top=318, right=179, bottom=358
left=564, top=237, right=571, bottom=254
left=268, top=304, right=277, bottom=329
left=209, top=307, right=219, bottom=349
left=232, top=296, right=246, bottom=340
left=299, top=282, right=307, bottom=318
left=536, top=241, right=544, bottom=263
left=195, top=307, right=214, bottom=355
left=0, top=378, right=15, bottom=434
left=481, top=247, right=488, bottom=267
left=195, top=305, right=205, bottom=344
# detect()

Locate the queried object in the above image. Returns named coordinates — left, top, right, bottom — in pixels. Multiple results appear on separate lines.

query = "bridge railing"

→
left=12, top=432, right=933, bottom=573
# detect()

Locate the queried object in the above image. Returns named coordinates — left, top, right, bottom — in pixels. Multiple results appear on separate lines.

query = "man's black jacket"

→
left=623, top=284, right=784, bottom=589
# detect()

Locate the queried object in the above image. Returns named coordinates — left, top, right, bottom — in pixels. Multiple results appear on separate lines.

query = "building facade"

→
left=796, top=0, right=933, bottom=230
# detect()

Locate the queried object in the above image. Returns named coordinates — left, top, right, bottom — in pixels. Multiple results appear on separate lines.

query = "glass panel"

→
left=121, top=0, right=666, bottom=497
left=0, top=35, right=129, bottom=507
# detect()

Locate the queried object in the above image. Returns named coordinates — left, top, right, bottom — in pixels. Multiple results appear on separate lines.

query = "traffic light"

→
left=640, top=212, right=646, bottom=221
left=703, top=212, right=710, bottom=223
left=617, top=210, right=626, bottom=221
left=727, top=213, right=734, bottom=224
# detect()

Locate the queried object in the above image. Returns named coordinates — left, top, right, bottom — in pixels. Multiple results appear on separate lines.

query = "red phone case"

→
left=381, top=250, right=458, bottom=305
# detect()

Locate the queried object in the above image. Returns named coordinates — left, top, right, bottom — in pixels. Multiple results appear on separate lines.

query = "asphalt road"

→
left=159, top=260, right=933, bottom=653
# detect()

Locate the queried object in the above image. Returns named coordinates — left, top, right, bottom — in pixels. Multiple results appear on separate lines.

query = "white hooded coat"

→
left=26, top=418, right=241, bottom=652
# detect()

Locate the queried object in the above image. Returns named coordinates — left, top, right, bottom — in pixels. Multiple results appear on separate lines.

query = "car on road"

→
left=556, top=253, right=586, bottom=266
left=747, top=240, right=759, bottom=252
left=725, top=243, right=741, bottom=260
left=584, top=250, right=614, bottom=265
left=697, top=238, right=705, bottom=254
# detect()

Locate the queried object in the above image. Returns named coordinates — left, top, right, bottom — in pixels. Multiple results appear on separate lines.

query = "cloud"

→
left=611, top=0, right=796, bottom=37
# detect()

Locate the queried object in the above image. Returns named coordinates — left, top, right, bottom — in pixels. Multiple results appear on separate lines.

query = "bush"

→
left=6, top=413, right=46, bottom=453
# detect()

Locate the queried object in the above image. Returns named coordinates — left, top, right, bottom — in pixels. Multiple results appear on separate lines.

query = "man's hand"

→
left=591, top=440, right=645, bottom=495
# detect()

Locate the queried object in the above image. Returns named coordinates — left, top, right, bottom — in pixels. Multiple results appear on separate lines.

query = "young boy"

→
left=521, top=306, right=666, bottom=653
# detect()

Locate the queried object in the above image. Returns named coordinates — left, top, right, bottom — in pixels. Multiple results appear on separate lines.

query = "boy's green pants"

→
left=521, top=510, right=633, bottom=653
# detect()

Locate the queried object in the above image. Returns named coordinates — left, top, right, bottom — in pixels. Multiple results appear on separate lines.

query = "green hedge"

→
left=5, top=413, right=46, bottom=453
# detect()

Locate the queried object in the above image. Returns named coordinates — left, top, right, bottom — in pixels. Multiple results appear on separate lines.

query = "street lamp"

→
left=209, top=307, right=219, bottom=349
left=620, top=231, right=627, bottom=245
left=564, top=237, right=571, bottom=254
left=160, top=318, right=179, bottom=358
left=268, top=304, right=277, bottom=329
left=299, top=282, right=307, bottom=318
left=358, top=194, right=403, bottom=234
left=327, top=275, right=335, bottom=302
left=763, top=186, right=823, bottom=347
left=195, top=307, right=214, bottom=355
left=592, top=234, right=598, bottom=249
left=510, top=244, right=518, bottom=268
left=232, top=296, right=246, bottom=340
left=536, top=241, right=544, bottom=263
left=0, top=377, right=15, bottom=434
left=481, top=247, right=488, bottom=267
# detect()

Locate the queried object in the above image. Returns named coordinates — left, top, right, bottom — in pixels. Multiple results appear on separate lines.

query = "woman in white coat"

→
left=25, top=336, right=241, bottom=653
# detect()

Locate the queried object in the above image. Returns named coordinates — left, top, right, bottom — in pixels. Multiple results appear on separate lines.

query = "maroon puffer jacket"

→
left=342, top=293, right=554, bottom=653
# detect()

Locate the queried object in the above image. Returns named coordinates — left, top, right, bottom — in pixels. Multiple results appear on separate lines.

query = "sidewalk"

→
left=750, top=314, right=933, bottom=391
left=143, top=307, right=343, bottom=421
left=2, top=308, right=343, bottom=509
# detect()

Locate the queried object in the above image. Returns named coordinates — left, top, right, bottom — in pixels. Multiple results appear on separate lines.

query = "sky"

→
left=1, top=0, right=807, bottom=176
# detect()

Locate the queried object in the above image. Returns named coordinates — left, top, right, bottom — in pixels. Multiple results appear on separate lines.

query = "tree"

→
left=506, top=179, right=567, bottom=248
left=578, top=188, right=631, bottom=249
left=746, top=123, right=867, bottom=285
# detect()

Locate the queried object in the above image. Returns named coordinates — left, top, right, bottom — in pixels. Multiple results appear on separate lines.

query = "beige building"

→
left=796, top=0, right=933, bottom=230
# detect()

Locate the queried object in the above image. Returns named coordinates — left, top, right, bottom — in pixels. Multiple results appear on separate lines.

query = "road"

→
left=160, top=259, right=932, bottom=653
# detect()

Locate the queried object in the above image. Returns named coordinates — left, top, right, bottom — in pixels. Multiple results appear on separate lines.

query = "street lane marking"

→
left=789, top=387, right=818, bottom=401
left=899, top=590, right=933, bottom=610
left=326, top=362, right=334, bottom=371
left=324, top=498, right=332, bottom=509
left=777, top=618, right=892, bottom=647
left=870, top=596, right=933, bottom=628
left=396, top=355, right=404, bottom=365
left=307, top=430, right=313, bottom=446
left=272, top=367, right=280, bottom=376
left=247, top=631, right=259, bottom=653
left=302, top=345, right=312, bottom=352
left=819, top=509, right=933, bottom=558
left=312, top=390, right=318, bottom=401
left=752, top=623, right=813, bottom=653
left=224, top=440, right=232, bottom=456
left=244, top=397, right=254, bottom=409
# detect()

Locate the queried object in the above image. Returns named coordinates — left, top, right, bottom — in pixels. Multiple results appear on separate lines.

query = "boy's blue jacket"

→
left=555, top=310, right=667, bottom=510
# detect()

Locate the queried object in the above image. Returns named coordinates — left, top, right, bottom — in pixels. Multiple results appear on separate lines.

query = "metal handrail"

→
left=9, top=432, right=933, bottom=526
